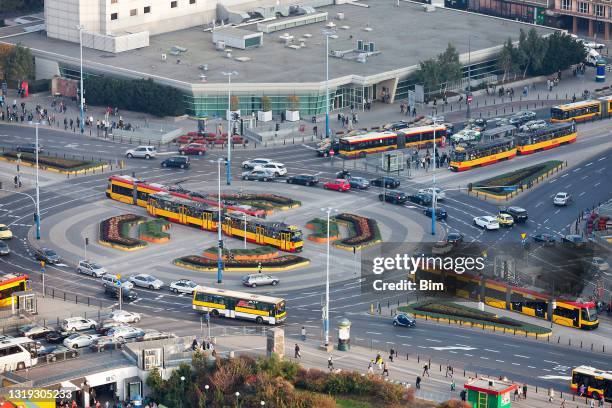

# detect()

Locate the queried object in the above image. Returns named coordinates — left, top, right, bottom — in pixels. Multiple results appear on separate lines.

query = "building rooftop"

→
left=4, top=1, right=556, bottom=85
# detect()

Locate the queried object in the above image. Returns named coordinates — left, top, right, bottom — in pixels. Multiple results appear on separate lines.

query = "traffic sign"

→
left=40, top=260, right=45, bottom=268
left=329, top=150, right=335, bottom=156
left=116, top=274, right=121, bottom=279
left=467, top=94, right=473, bottom=103
left=520, top=233, right=526, bottom=240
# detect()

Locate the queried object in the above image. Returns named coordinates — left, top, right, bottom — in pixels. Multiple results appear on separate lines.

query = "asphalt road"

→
left=1, top=122, right=612, bottom=390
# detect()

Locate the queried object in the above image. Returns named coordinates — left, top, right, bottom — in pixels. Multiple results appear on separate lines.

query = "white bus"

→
left=0, top=336, right=39, bottom=372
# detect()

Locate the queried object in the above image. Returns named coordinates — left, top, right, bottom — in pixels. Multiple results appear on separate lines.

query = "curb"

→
left=98, top=239, right=147, bottom=251
left=0, top=155, right=109, bottom=175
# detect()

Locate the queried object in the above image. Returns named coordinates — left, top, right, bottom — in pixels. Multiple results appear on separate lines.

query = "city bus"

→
left=106, top=175, right=266, bottom=217
left=192, top=287, right=286, bottom=325
left=516, top=122, right=577, bottom=154
left=550, top=99, right=602, bottom=123
left=416, top=268, right=599, bottom=329
left=0, top=337, right=39, bottom=372
left=0, top=273, right=29, bottom=308
left=449, top=138, right=516, bottom=171
left=147, top=193, right=303, bottom=252
left=338, top=124, right=447, bottom=158
left=571, top=366, right=611, bottom=401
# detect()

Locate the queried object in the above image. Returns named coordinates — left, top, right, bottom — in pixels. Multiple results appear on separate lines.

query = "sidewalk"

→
left=212, top=334, right=599, bottom=408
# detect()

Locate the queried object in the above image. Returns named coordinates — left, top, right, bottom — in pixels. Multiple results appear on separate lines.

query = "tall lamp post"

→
left=214, top=158, right=225, bottom=283
left=321, top=207, right=335, bottom=347
left=430, top=117, right=440, bottom=236
left=35, top=123, right=41, bottom=240
left=77, top=25, right=85, bottom=134
left=466, top=35, right=472, bottom=119
left=222, top=71, right=238, bottom=185
left=322, top=29, right=336, bottom=138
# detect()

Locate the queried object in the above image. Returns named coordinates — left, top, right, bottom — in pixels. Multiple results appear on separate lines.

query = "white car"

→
left=254, top=162, right=287, bottom=176
left=473, top=216, right=500, bottom=230
left=126, top=146, right=157, bottom=159
left=129, top=274, right=164, bottom=290
left=169, top=279, right=199, bottom=294
left=519, top=120, right=548, bottom=132
left=418, top=187, right=445, bottom=200
left=553, top=192, right=571, bottom=206
left=583, top=40, right=605, bottom=50
left=77, top=260, right=107, bottom=278
left=61, top=317, right=98, bottom=332
left=106, top=326, right=144, bottom=341
left=137, top=329, right=177, bottom=342
left=242, top=158, right=273, bottom=169
left=110, top=310, right=141, bottom=324
left=101, top=274, right=134, bottom=290
left=451, top=129, right=480, bottom=142
left=64, top=333, right=99, bottom=349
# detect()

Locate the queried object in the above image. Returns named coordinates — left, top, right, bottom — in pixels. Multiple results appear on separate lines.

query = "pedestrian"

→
left=327, top=355, right=334, bottom=371
left=460, top=389, right=467, bottom=401
left=412, top=107, right=416, bottom=117
left=560, top=399, right=566, bottom=408
left=382, top=361, right=389, bottom=377
left=294, top=343, right=301, bottom=358
left=95, top=400, right=101, bottom=408
left=14, top=175, right=18, bottom=189
left=446, top=365, right=453, bottom=378
left=367, top=360, right=374, bottom=374
left=579, top=384, right=586, bottom=396
left=105, top=401, right=110, bottom=408
left=450, top=379, right=456, bottom=391
left=301, top=326, right=306, bottom=341
left=191, top=338, right=199, bottom=350
left=71, top=400, right=77, bottom=408
left=589, top=399, right=595, bottom=408
left=599, top=394, right=605, bottom=407
left=389, top=348, right=394, bottom=362
left=375, top=353, right=383, bottom=369
left=204, top=311, right=210, bottom=327
left=313, top=125, right=318, bottom=137
left=514, top=386, right=520, bottom=401
left=415, top=376, right=421, bottom=389
left=522, top=383, right=527, bottom=399
left=422, top=364, right=430, bottom=377
left=548, top=387, right=554, bottom=402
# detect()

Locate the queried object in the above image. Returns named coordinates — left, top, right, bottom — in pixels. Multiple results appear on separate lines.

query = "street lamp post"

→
left=466, top=35, right=472, bottom=119
left=77, top=25, right=85, bottom=134
left=222, top=71, right=238, bottom=185
left=35, top=123, right=41, bottom=240
left=322, top=30, right=336, bottom=138
left=216, top=159, right=224, bottom=283
left=321, top=207, right=335, bottom=346
left=242, top=212, right=248, bottom=249
left=431, top=118, right=439, bottom=236
left=16, top=153, right=21, bottom=189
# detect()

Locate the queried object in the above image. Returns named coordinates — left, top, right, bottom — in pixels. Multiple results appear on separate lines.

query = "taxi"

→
left=496, top=213, right=514, bottom=227
left=0, top=224, right=13, bottom=240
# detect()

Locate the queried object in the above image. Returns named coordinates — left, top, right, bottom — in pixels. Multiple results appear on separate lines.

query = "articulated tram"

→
left=146, top=193, right=303, bottom=252
left=550, top=96, right=612, bottom=123
left=450, top=122, right=577, bottom=171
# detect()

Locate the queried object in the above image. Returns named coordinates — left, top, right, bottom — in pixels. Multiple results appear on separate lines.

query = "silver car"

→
left=129, top=274, right=164, bottom=290
left=241, top=274, right=279, bottom=288
left=77, top=260, right=107, bottom=277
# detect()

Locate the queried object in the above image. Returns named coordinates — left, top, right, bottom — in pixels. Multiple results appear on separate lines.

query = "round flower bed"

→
left=174, top=254, right=309, bottom=272
left=99, top=214, right=147, bottom=251
left=201, top=246, right=279, bottom=261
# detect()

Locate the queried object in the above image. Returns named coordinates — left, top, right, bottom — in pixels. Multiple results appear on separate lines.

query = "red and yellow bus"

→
left=338, top=124, right=447, bottom=158
left=449, top=138, right=516, bottom=171
left=516, top=122, right=577, bottom=154
left=417, top=268, right=598, bottom=329
left=571, top=366, right=611, bottom=401
left=146, top=192, right=303, bottom=252
left=0, top=273, right=29, bottom=308
left=550, top=96, right=612, bottom=123
left=106, top=175, right=265, bottom=217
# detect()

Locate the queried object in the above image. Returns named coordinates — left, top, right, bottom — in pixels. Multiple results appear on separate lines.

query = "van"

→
left=101, top=274, right=134, bottom=290
left=585, top=49, right=601, bottom=66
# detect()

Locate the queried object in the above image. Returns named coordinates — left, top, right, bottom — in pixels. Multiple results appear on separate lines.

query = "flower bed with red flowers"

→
left=99, top=214, right=147, bottom=250
left=333, top=213, right=382, bottom=251
left=174, top=254, right=309, bottom=272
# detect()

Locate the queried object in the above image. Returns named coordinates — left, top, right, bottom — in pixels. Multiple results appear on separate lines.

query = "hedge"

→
left=138, top=219, right=170, bottom=239
left=2, top=151, right=104, bottom=171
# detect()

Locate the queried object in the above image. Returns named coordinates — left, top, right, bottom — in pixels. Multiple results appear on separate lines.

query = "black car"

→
left=508, top=111, right=536, bottom=126
left=336, top=170, right=351, bottom=179
left=379, top=191, right=408, bottom=204
left=104, top=285, right=138, bottom=302
left=16, top=143, right=43, bottom=154
left=34, top=247, right=61, bottom=264
left=393, top=313, right=416, bottom=327
left=45, top=330, right=71, bottom=344
left=446, top=232, right=464, bottom=245
left=316, top=142, right=339, bottom=157
left=348, top=177, right=370, bottom=190
left=44, top=346, right=79, bottom=363
left=499, top=206, right=528, bottom=223
left=423, top=207, right=448, bottom=220
left=562, top=234, right=587, bottom=248
left=286, top=174, right=319, bottom=186
left=407, top=193, right=432, bottom=206
left=370, top=177, right=400, bottom=189
left=532, top=233, right=556, bottom=245
left=0, top=241, right=9, bottom=256
left=161, top=156, right=190, bottom=169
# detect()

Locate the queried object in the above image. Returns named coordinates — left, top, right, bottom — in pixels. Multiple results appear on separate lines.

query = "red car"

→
left=176, top=134, right=194, bottom=144
left=323, top=179, right=351, bottom=192
left=232, top=135, right=248, bottom=144
left=179, top=143, right=207, bottom=155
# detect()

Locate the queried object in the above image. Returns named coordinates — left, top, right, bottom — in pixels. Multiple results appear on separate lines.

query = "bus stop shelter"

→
left=464, top=377, right=518, bottom=408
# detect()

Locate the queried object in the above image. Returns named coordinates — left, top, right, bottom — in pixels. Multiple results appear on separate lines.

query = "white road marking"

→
left=484, top=349, right=500, bottom=353
left=579, top=191, right=586, bottom=197
left=585, top=162, right=593, bottom=166
left=535, top=202, right=543, bottom=208
left=513, top=354, right=530, bottom=359
left=480, top=357, right=489, bottom=360
left=429, top=346, right=477, bottom=351
left=538, top=375, right=571, bottom=380
left=543, top=218, right=549, bottom=224
left=366, top=331, right=382, bottom=335
left=495, top=360, right=505, bottom=363
left=572, top=168, right=581, bottom=172
left=425, top=338, right=442, bottom=343
left=594, top=182, right=601, bottom=187
left=598, top=156, right=606, bottom=161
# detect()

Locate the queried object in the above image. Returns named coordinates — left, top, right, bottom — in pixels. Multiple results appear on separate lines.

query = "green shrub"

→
left=307, top=218, right=339, bottom=238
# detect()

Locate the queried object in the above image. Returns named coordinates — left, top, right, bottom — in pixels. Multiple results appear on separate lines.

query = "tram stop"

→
left=464, top=377, right=518, bottom=408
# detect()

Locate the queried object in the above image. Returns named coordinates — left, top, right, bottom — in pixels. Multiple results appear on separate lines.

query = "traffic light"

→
left=115, top=286, right=122, bottom=298
left=468, top=183, right=473, bottom=192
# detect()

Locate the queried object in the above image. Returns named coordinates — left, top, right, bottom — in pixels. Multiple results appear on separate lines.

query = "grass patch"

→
left=202, top=246, right=276, bottom=256
left=220, top=193, right=301, bottom=209
left=473, top=160, right=563, bottom=196
left=399, top=300, right=551, bottom=335
left=1, top=151, right=106, bottom=171
left=139, top=219, right=170, bottom=239
left=336, top=398, right=374, bottom=408
left=306, top=218, right=339, bottom=238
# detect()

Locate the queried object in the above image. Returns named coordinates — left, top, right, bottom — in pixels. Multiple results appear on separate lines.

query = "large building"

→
left=551, top=0, right=612, bottom=40
left=7, top=0, right=556, bottom=117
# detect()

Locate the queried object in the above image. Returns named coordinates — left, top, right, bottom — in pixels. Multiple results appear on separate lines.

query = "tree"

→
left=438, top=43, right=463, bottom=86
left=416, top=58, right=441, bottom=94
left=286, top=94, right=300, bottom=111
left=0, top=43, right=13, bottom=80
left=230, top=95, right=240, bottom=111
left=540, top=32, right=586, bottom=75
left=261, top=95, right=271, bottom=112
left=5, top=43, right=34, bottom=81
left=517, top=28, right=548, bottom=77
left=145, top=367, right=165, bottom=402
left=498, top=38, right=517, bottom=82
